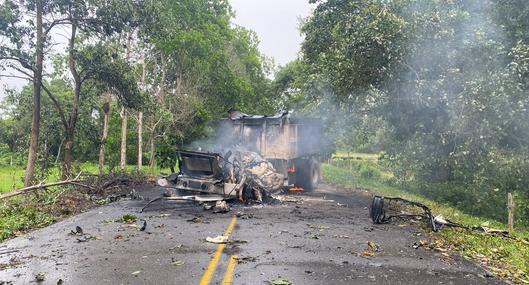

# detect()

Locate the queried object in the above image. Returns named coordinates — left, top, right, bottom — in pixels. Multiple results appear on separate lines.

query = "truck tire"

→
left=296, top=158, right=320, bottom=191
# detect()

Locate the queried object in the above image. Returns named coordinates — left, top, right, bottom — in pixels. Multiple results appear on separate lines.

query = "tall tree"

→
left=98, top=91, right=111, bottom=174
left=1, top=0, right=46, bottom=186
left=119, top=32, right=133, bottom=172
left=37, top=0, right=141, bottom=176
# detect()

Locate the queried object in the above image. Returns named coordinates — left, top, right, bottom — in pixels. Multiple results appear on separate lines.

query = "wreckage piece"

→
left=231, top=149, right=285, bottom=201
left=141, top=194, right=231, bottom=212
left=217, top=111, right=326, bottom=191
left=370, top=196, right=439, bottom=231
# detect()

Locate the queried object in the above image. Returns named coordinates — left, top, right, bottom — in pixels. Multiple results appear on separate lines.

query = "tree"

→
left=300, top=0, right=529, bottom=223
left=1, top=0, right=46, bottom=186
left=35, top=0, right=141, bottom=176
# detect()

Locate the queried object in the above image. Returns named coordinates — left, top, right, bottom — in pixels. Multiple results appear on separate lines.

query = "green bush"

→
left=0, top=199, right=55, bottom=241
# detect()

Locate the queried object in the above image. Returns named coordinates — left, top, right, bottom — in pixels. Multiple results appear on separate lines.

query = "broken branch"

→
left=0, top=172, right=86, bottom=200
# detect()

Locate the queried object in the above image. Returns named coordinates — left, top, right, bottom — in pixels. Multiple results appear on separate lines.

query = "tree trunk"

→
left=63, top=135, right=73, bottom=177
left=119, top=32, right=133, bottom=172
left=62, top=22, right=81, bottom=179
left=24, top=0, right=44, bottom=187
left=98, top=92, right=111, bottom=174
left=149, top=135, right=155, bottom=174
left=120, top=107, right=128, bottom=172
left=137, top=55, right=145, bottom=169
left=138, top=111, right=143, bottom=169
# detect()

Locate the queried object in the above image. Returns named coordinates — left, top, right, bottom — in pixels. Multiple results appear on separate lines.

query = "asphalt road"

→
left=0, top=184, right=505, bottom=285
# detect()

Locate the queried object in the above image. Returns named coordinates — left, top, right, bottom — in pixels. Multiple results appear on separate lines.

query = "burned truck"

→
left=159, top=111, right=326, bottom=201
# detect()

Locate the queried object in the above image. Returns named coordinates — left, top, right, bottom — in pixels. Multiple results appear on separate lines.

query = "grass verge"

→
left=0, top=163, right=169, bottom=194
left=0, top=164, right=164, bottom=241
left=323, top=160, right=529, bottom=284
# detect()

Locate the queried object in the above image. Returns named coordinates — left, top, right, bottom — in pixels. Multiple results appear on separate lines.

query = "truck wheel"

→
left=296, top=158, right=320, bottom=191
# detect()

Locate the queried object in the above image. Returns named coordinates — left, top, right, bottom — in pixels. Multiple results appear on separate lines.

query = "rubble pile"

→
left=225, top=149, right=284, bottom=201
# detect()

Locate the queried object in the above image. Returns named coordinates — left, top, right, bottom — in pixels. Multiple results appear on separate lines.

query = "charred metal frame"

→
left=370, top=195, right=439, bottom=231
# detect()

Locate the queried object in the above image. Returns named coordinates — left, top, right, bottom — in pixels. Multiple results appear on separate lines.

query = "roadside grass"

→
left=323, top=158, right=529, bottom=284
left=0, top=162, right=170, bottom=241
left=0, top=163, right=169, bottom=194
left=0, top=167, right=24, bottom=193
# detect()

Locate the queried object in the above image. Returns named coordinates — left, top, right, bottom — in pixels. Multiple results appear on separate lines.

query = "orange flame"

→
left=288, top=187, right=304, bottom=191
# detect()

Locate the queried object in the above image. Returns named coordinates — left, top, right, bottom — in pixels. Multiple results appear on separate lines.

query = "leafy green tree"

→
left=301, top=0, right=529, bottom=224
left=1, top=0, right=46, bottom=186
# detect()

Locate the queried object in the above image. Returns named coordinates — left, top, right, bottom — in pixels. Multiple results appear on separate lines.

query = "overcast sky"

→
left=0, top=0, right=313, bottom=100
left=230, top=0, right=313, bottom=66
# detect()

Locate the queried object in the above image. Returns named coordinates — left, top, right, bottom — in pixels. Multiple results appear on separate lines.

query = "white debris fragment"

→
left=206, top=235, right=229, bottom=244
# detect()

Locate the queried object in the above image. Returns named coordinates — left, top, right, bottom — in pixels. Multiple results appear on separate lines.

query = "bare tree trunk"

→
left=149, top=135, right=155, bottom=174
left=137, top=55, right=146, bottom=169
left=62, top=22, right=81, bottom=179
left=120, top=106, right=128, bottom=172
left=138, top=111, right=143, bottom=169
left=98, top=92, right=111, bottom=174
left=119, top=32, right=133, bottom=172
left=24, top=0, right=44, bottom=187
left=63, top=134, right=73, bottom=177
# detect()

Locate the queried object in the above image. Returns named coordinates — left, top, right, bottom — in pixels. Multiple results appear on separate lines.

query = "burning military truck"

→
left=157, top=111, right=327, bottom=202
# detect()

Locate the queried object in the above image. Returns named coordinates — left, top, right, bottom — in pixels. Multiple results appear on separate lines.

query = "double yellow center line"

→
left=199, top=216, right=238, bottom=285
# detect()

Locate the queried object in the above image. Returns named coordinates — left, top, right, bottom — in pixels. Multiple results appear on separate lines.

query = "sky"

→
left=229, top=0, right=313, bottom=67
left=0, top=0, right=313, bottom=100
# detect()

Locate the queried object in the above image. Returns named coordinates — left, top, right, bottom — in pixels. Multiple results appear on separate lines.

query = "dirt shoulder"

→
left=0, top=184, right=505, bottom=284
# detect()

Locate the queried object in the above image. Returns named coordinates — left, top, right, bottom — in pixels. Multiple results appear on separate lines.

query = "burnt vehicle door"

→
left=177, top=151, right=223, bottom=179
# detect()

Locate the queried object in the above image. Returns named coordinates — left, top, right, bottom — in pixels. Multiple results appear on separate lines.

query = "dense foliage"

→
left=0, top=0, right=274, bottom=177
left=275, top=0, right=529, bottom=226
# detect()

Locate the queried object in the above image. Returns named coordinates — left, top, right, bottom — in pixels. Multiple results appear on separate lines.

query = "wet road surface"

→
left=0, top=184, right=505, bottom=284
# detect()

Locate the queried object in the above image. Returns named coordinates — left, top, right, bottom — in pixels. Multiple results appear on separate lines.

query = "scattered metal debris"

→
left=370, top=195, right=529, bottom=245
left=369, top=195, right=438, bottom=231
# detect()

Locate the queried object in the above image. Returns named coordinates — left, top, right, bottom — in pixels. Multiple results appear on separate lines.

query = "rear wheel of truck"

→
left=296, top=158, right=320, bottom=191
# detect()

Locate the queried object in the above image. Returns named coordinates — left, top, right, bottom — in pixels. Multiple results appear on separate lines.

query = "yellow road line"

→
left=199, top=216, right=237, bottom=285
left=221, top=255, right=238, bottom=285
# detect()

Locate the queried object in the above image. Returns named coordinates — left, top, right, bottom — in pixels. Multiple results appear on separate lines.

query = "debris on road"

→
left=131, top=271, right=141, bottom=276
left=187, top=216, right=207, bottom=224
left=237, top=256, right=256, bottom=264
left=235, top=211, right=253, bottom=219
left=121, top=214, right=137, bottom=223
left=35, top=272, right=46, bottom=282
left=228, top=239, right=248, bottom=244
left=412, top=240, right=427, bottom=249
left=307, top=224, right=330, bottom=230
left=170, top=258, right=184, bottom=266
left=69, top=226, right=99, bottom=242
left=371, top=195, right=529, bottom=245
left=212, top=200, right=230, bottom=213
left=206, top=235, right=228, bottom=244
left=268, top=278, right=292, bottom=285
left=367, top=241, right=380, bottom=252
left=139, top=219, right=147, bottom=231
left=370, top=195, right=438, bottom=231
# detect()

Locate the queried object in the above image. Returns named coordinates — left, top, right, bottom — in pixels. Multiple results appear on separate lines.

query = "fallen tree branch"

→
left=0, top=172, right=88, bottom=200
